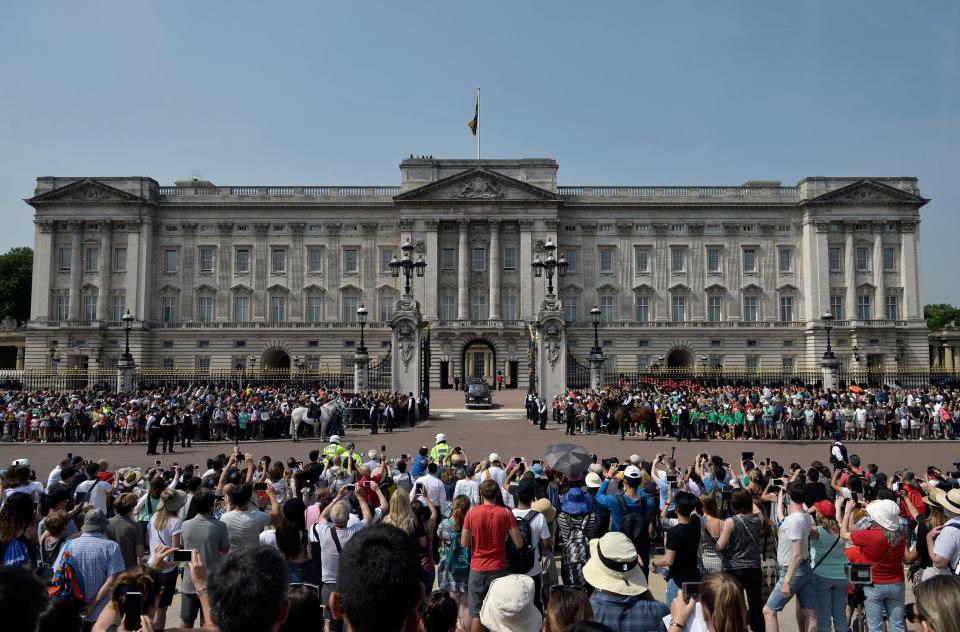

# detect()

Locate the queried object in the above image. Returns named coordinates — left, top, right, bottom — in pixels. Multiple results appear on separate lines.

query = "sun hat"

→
left=530, top=463, right=547, bottom=479
left=940, top=488, right=960, bottom=515
left=585, top=472, right=602, bottom=489
left=813, top=500, right=836, bottom=519
left=561, top=487, right=593, bottom=516
left=157, top=489, right=188, bottom=514
left=82, top=509, right=109, bottom=533
left=582, top=532, right=649, bottom=596
left=532, top=498, right=557, bottom=524
left=624, top=465, right=642, bottom=480
left=122, top=469, right=143, bottom=488
left=923, top=486, right=946, bottom=508
left=866, top=499, right=901, bottom=531
left=479, top=574, right=542, bottom=632
left=629, top=454, right=642, bottom=465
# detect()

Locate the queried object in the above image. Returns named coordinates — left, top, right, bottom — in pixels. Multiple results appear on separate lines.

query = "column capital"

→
left=326, top=223, right=342, bottom=235
left=519, top=219, right=535, bottom=231
left=180, top=222, right=198, bottom=234
left=425, top=219, right=440, bottom=231
left=399, top=218, right=415, bottom=232
left=489, top=218, right=502, bottom=228
left=217, top=222, right=234, bottom=235
left=457, top=218, right=470, bottom=229
left=290, top=223, right=306, bottom=234
left=253, top=223, right=270, bottom=235
left=35, top=219, right=55, bottom=233
left=361, top=223, right=378, bottom=235
left=901, top=220, right=918, bottom=233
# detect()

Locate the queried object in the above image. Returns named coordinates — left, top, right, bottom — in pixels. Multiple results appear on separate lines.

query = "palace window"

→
left=380, top=249, right=394, bottom=274
left=162, top=297, right=177, bottom=323
left=743, top=296, right=758, bottom=322
left=342, top=296, right=358, bottom=322
left=197, top=296, right=213, bottom=322
left=829, top=247, right=843, bottom=273
left=566, top=250, right=578, bottom=273
left=857, top=294, right=872, bottom=321
left=234, top=296, right=250, bottom=322
left=199, top=247, right=215, bottom=273
left=883, top=247, right=896, bottom=272
left=503, top=247, right=517, bottom=270
left=503, top=294, right=518, bottom=320
left=671, top=295, right=686, bottom=322
left=470, top=294, right=487, bottom=320
left=380, top=296, right=394, bottom=322
left=472, top=248, right=486, bottom=272
left=671, top=248, right=685, bottom=273
left=830, top=295, right=844, bottom=320
left=746, top=355, right=760, bottom=369
left=308, top=248, right=323, bottom=274
left=635, top=248, right=649, bottom=274
left=599, top=248, right=614, bottom=274
left=885, top=294, right=899, bottom=321
left=743, top=248, right=757, bottom=273
left=306, top=296, right=323, bottom=322
left=564, top=298, right=577, bottom=322
left=84, top=247, right=99, bottom=273
left=271, top=249, right=286, bottom=274
left=600, top=296, right=615, bottom=322
left=113, top=248, right=126, bottom=273
left=442, top=248, right=455, bottom=271
left=163, top=250, right=178, bottom=273
left=271, top=296, right=286, bottom=322
left=343, top=249, right=358, bottom=274
left=707, top=296, right=722, bottom=322
left=82, top=295, right=97, bottom=320
left=440, top=295, right=456, bottom=321
left=855, top=247, right=870, bottom=272
left=778, top=248, right=792, bottom=273
left=779, top=296, right=794, bottom=322
left=58, top=247, right=72, bottom=272
left=235, top=249, right=250, bottom=274
left=635, top=295, right=650, bottom=322
left=707, top=248, right=721, bottom=273
left=112, top=294, right=125, bottom=321
left=55, top=295, right=69, bottom=320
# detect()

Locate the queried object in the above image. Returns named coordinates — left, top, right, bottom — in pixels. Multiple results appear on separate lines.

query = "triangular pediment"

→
left=669, top=283, right=690, bottom=293
left=339, top=283, right=363, bottom=293
left=704, top=283, right=727, bottom=293
left=394, top=167, right=561, bottom=203
left=777, top=283, right=799, bottom=292
left=376, top=283, right=400, bottom=294
left=596, top=283, right=619, bottom=293
left=741, top=283, right=764, bottom=294
left=158, top=284, right=180, bottom=294
left=194, top=283, right=217, bottom=293
left=266, top=283, right=289, bottom=293
left=632, top=283, right=654, bottom=293
left=231, top=283, right=253, bottom=293
left=302, top=283, right=326, bottom=293
left=27, top=179, right=151, bottom=205
left=805, top=179, right=928, bottom=206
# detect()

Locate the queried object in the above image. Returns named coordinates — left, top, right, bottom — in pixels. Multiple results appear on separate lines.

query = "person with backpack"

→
left=50, top=509, right=125, bottom=626
left=0, top=492, right=37, bottom=570
left=594, top=464, right=654, bottom=574
left=510, top=478, right=552, bottom=614
left=557, top=485, right=599, bottom=587
left=461, top=478, right=522, bottom=632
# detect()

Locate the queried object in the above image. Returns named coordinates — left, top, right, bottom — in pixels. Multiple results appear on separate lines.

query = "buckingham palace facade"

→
left=23, top=157, right=928, bottom=388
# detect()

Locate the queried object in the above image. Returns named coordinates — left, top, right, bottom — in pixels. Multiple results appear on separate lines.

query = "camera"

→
left=254, top=482, right=268, bottom=491
left=847, top=564, right=873, bottom=585
left=173, top=549, right=193, bottom=563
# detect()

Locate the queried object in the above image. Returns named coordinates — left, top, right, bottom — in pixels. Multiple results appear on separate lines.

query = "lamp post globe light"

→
left=531, top=238, right=567, bottom=297
left=121, top=309, right=136, bottom=365
left=390, top=239, right=426, bottom=297
left=357, top=304, right=368, bottom=354
left=590, top=305, right=602, bottom=354
left=821, top=312, right=836, bottom=359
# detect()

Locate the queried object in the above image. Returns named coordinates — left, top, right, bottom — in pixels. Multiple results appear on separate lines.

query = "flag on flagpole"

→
left=468, top=91, right=479, bottom=136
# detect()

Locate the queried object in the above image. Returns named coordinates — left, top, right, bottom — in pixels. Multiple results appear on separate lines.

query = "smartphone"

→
left=772, top=479, right=784, bottom=487
left=345, top=484, right=355, bottom=491
left=122, top=591, right=143, bottom=630
left=254, top=482, right=268, bottom=491
left=681, top=582, right=701, bottom=602
left=67, top=452, right=73, bottom=461
left=532, top=459, right=541, bottom=466
left=415, top=483, right=423, bottom=494
left=847, top=563, right=873, bottom=585
left=155, top=459, right=162, bottom=467
left=362, top=481, right=372, bottom=489
left=401, top=453, right=409, bottom=460
left=741, top=451, right=754, bottom=461
left=172, top=549, right=193, bottom=563
left=851, top=491, right=859, bottom=502
left=75, top=491, right=90, bottom=504
left=381, top=445, right=386, bottom=453
left=768, top=485, right=781, bottom=495
left=666, top=474, right=678, bottom=483
left=617, top=463, right=628, bottom=472
left=670, top=447, right=676, bottom=459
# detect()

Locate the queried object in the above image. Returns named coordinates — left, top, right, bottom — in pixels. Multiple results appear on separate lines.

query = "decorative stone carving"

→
left=326, top=223, right=342, bottom=235
left=723, top=223, right=741, bottom=235
left=399, top=219, right=415, bottom=231
left=815, top=221, right=830, bottom=233
left=397, top=323, right=416, bottom=368
left=1, top=317, right=19, bottom=330
left=217, top=222, right=234, bottom=234
left=652, top=223, right=669, bottom=235
left=253, top=223, right=269, bottom=235
left=414, top=240, right=425, bottom=254
left=901, top=220, right=918, bottom=233
left=688, top=223, right=705, bottom=235
left=425, top=219, right=440, bottom=231
left=519, top=219, right=535, bottom=231
left=180, top=222, right=197, bottom=234
left=617, top=223, right=633, bottom=235
left=455, top=175, right=504, bottom=199
left=580, top=222, right=598, bottom=234
left=290, top=223, right=306, bottom=234
left=69, top=184, right=110, bottom=202
left=545, top=219, right=560, bottom=231
left=543, top=323, right=562, bottom=367
left=361, top=223, right=378, bottom=235
left=760, top=223, right=776, bottom=235
left=36, top=220, right=55, bottom=233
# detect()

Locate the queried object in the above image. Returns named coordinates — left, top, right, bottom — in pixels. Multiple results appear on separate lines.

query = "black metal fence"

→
left=606, top=367, right=960, bottom=390
left=368, top=351, right=392, bottom=390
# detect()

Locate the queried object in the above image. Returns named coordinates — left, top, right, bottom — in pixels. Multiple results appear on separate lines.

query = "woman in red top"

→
left=840, top=498, right=907, bottom=632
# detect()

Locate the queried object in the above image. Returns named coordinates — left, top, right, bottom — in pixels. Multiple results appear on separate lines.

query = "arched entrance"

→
left=462, top=340, right=496, bottom=382
left=667, top=348, right=693, bottom=369
left=262, top=348, right=291, bottom=370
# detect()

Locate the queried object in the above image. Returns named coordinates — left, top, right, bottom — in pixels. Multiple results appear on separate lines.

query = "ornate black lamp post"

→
left=590, top=305, right=602, bottom=354
left=357, top=304, right=368, bottom=353
left=121, top=309, right=135, bottom=365
left=390, top=239, right=426, bottom=296
left=821, top=312, right=836, bottom=359
left=531, top=238, right=567, bottom=297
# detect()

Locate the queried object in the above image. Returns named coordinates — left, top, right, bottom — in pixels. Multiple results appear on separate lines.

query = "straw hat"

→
left=923, top=486, right=946, bottom=508
left=941, top=488, right=960, bottom=515
left=479, top=574, right=542, bottom=632
left=157, top=489, right=188, bottom=514
left=531, top=498, right=556, bottom=524
left=585, top=472, right=602, bottom=489
left=122, top=469, right=143, bottom=488
left=582, top=532, right=649, bottom=595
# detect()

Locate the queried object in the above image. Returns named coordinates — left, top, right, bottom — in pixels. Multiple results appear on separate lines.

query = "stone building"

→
left=22, top=157, right=928, bottom=388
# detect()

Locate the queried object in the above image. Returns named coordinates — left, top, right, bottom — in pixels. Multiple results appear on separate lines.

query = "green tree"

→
left=0, top=247, right=32, bottom=323
left=924, top=303, right=960, bottom=330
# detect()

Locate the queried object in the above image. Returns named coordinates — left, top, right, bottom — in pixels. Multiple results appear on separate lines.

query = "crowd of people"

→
left=2, top=423, right=960, bottom=632
left=0, top=386, right=429, bottom=446
left=530, top=381, right=959, bottom=442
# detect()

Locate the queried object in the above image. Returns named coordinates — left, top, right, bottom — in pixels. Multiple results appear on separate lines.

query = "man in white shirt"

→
left=763, top=481, right=818, bottom=632
left=415, top=462, right=447, bottom=513
left=474, top=453, right=506, bottom=487
left=75, top=462, right=114, bottom=515
left=220, top=482, right=280, bottom=550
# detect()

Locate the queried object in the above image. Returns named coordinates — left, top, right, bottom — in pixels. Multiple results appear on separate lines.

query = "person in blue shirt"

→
left=595, top=464, right=653, bottom=532
left=410, top=446, right=430, bottom=478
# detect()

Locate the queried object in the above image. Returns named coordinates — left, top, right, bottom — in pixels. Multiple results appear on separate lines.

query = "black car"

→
left=465, top=378, right=493, bottom=408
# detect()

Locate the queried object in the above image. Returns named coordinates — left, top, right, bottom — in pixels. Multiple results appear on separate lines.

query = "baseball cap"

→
left=624, top=465, right=642, bottom=480
left=629, top=454, right=641, bottom=464
left=489, top=453, right=501, bottom=463
left=813, top=500, right=836, bottom=518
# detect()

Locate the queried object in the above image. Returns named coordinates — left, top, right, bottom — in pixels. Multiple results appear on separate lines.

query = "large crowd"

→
left=2, top=424, right=960, bottom=632
left=531, top=382, right=959, bottom=442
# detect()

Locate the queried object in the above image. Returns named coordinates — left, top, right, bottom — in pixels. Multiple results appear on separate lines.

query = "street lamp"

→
left=895, top=342, right=905, bottom=366
left=821, top=312, right=836, bottom=359
left=700, top=354, right=708, bottom=378
left=357, top=304, right=368, bottom=354
left=49, top=345, right=60, bottom=370
left=590, top=305, right=602, bottom=354
left=531, top=238, right=567, bottom=297
left=851, top=345, right=861, bottom=363
left=121, top=310, right=135, bottom=365
left=390, top=239, right=426, bottom=297
left=248, top=354, right=258, bottom=377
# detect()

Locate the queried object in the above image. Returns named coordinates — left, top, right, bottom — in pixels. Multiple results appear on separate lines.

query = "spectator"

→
left=0, top=565, right=48, bottom=632
left=652, top=491, right=701, bottom=605
left=263, top=497, right=311, bottom=582
left=543, top=585, right=593, bottom=632
left=221, top=481, right=280, bottom=550
left=512, top=478, right=552, bottom=613
left=715, top=488, right=766, bottom=632
left=594, top=464, right=653, bottom=568
left=840, top=498, right=906, bottom=632
left=314, top=486, right=374, bottom=632
left=461, top=478, right=522, bottom=632
left=75, top=462, right=114, bottom=515
left=38, top=509, right=70, bottom=580
left=762, top=481, right=817, bottom=632
left=557, top=486, right=599, bottom=587
left=179, top=487, right=229, bottom=629
left=929, top=488, right=960, bottom=575
left=421, top=590, right=460, bottom=632
left=669, top=572, right=749, bottom=632
left=0, top=492, right=37, bottom=569
left=105, top=493, right=143, bottom=570
left=208, top=545, right=290, bottom=632
left=479, top=574, right=542, bottom=632
left=52, top=509, right=125, bottom=625
left=584, top=531, right=669, bottom=632
left=147, top=488, right=186, bottom=631
left=809, top=499, right=848, bottom=632
left=416, top=461, right=448, bottom=514
left=280, top=583, right=324, bottom=632
left=330, top=524, right=424, bottom=632
left=907, top=574, right=960, bottom=632
left=91, top=564, right=164, bottom=632
left=438, top=494, right=472, bottom=629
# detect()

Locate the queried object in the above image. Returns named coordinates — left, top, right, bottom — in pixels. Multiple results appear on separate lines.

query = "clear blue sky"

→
left=1, top=1, right=957, bottom=303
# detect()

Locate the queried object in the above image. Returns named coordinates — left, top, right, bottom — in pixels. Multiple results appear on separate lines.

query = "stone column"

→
left=689, top=224, right=704, bottom=320
left=536, top=302, right=566, bottom=399
left=489, top=220, right=500, bottom=320
left=68, top=221, right=83, bottom=319
left=325, top=224, right=342, bottom=321
left=872, top=223, right=885, bottom=317
left=391, top=297, right=423, bottom=395
left=457, top=220, right=469, bottom=320
left=589, top=349, right=605, bottom=389
left=424, top=220, right=439, bottom=320
left=290, top=224, right=306, bottom=321
left=724, top=224, right=743, bottom=320
left=821, top=355, right=840, bottom=391
left=180, top=223, right=197, bottom=322
left=844, top=224, right=856, bottom=320
left=354, top=349, right=370, bottom=391
left=16, top=346, right=25, bottom=370
left=96, top=224, right=113, bottom=320
left=900, top=220, right=920, bottom=319
left=216, top=223, right=233, bottom=320
left=137, top=217, right=154, bottom=321
left=253, top=223, right=269, bottom=321
left=31, top=220, right=55, bottom=321
left=653, top=224, right=668, bottom=320
left=125, top=221, right=141, bottom=320
left=519, top=220, right=534, bottom=320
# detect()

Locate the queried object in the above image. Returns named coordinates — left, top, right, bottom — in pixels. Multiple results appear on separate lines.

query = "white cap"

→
left=629, top=454, right=641, bottom=464
left=436, top=433, right=446, bottom=443
left=330, top=435, right=341, bottom=445
left=624, top=465, right=643, bottom=480
left=11, top=458, right=30, bottom=467
left=489, top=452, right=501, bottom=463
left=368, top=449, right=378, bottom=459
left=585, top=472, right=603, bottom=488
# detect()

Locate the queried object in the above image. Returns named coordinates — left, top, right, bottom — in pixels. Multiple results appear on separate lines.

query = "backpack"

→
left=443, top=529, right=471, bottom=575
left=36, top=537, right=66, bottom=584
left=562, top=515, right=590, bottom=586
left=506, top=510, right=538, bottom=574
left=48, top=542, right=86, bottom=602
left=0, top=535, right=34, bottom=569
left=617, top=495, right=650, bottom=552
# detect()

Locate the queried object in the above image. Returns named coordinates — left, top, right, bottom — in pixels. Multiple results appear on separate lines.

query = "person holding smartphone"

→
left=147, top=488, right=187, bottom=631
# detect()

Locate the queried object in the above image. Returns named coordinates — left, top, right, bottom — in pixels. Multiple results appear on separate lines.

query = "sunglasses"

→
left=904, top=603, right=924, bottom=624
left=289, top=583, right=320, bottom=596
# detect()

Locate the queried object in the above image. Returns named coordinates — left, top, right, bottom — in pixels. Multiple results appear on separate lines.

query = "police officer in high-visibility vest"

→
left=322, top=434, right=347, bottom=461
left=429, top=433, right=452, bottom=463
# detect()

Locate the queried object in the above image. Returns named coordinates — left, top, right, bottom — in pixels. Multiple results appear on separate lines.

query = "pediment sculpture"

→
left=455, top=176, right=505, bottom=200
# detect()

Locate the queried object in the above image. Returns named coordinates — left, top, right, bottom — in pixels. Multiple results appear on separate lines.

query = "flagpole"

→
left=476, top=86, right=480, bottom=160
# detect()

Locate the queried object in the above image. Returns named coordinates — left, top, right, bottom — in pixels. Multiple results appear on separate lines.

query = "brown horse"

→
left=613, top=404, right=656, bottom=437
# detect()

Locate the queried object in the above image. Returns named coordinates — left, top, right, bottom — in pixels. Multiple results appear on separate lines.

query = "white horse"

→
left=290, top=398, right=344, bottom=441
